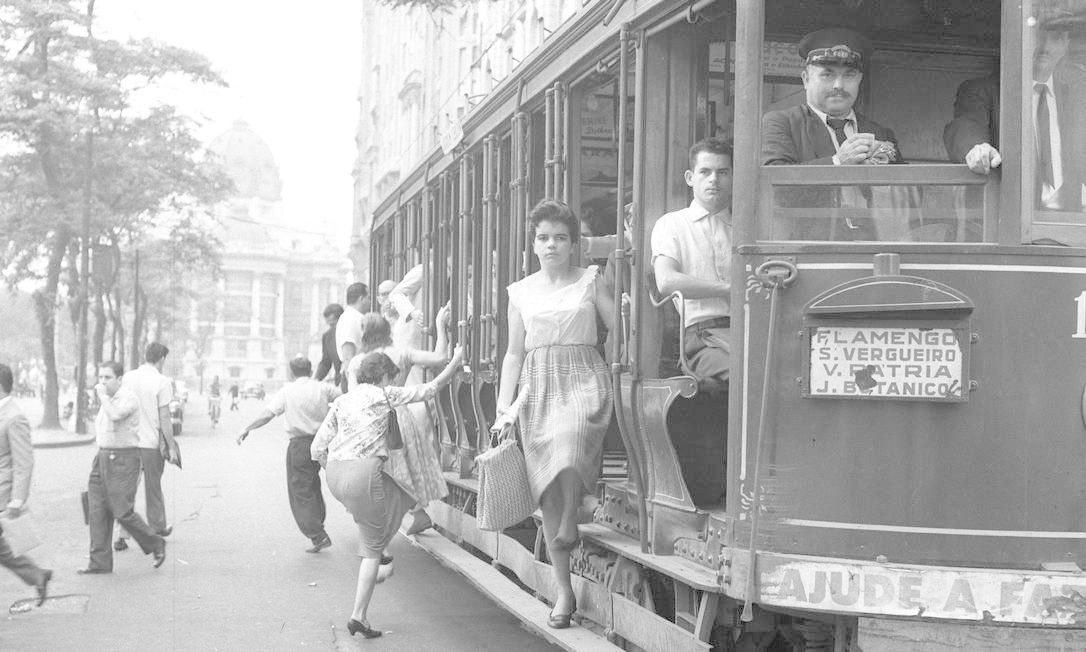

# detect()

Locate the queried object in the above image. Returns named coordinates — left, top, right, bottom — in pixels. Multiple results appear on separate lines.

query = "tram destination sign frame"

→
left=801, top=320, right=970, bottom=402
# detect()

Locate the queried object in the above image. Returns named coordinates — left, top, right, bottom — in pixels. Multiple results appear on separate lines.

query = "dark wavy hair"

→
left=359, top=312, right=393, bottom=351
left=356, top=352, right=400, bottom=386
left=528, top=199, right=580, bottom=244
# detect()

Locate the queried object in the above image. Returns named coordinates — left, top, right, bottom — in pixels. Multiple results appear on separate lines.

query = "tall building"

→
left=351, top=0, right=588, bottom=281
left=183, top=120, right=348, bottom=392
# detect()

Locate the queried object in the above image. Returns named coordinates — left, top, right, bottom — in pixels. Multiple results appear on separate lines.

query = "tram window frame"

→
left=740, top=2, right=1007, bottom=246
left=1019, top=0, right=1086, bottom=246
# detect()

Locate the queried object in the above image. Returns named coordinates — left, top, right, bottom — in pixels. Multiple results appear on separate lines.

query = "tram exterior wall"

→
left=353, top=0, right=593, bottom=282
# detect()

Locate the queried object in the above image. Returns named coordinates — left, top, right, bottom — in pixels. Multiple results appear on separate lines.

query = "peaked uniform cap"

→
left=798, top=28, right=871, bottom=68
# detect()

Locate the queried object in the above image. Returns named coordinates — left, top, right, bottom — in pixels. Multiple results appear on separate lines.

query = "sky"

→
left=95, top=0, right=364, bottom=240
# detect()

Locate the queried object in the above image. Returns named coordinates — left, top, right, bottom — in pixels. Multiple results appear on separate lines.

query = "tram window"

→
left=1024, top=1, right=1086, bottom=244
left=572, top=59, right=634, bottom=267
left=757, top=1, right=1002, bottom=243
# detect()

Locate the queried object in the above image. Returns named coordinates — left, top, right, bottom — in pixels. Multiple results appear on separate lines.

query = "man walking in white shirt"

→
left=237, top=357, right=340, bottom=552
left=80, top=362, right=166, bottom=573
left=117, top=343, right=179, bottom=551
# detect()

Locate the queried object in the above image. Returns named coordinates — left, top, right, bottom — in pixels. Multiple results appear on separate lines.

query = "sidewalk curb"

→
left=32, top=436, right=96, bottom=450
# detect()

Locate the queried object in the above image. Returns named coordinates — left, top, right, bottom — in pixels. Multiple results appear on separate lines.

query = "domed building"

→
left=184, top=121, right=348, bottom=392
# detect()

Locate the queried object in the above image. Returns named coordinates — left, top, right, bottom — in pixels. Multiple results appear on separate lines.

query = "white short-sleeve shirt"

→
left=650, top=201, right=731, bottom=328
left=120, top=364, right=173, bottom=449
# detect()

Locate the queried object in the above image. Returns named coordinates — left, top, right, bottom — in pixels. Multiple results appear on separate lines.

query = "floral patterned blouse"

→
left=311, top=381, right=438, bottom=464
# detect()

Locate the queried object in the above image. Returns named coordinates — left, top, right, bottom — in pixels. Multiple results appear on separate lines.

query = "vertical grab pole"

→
left=740, top=260, right=797, bottom=623
left=610, top=22, right=649, bottom=554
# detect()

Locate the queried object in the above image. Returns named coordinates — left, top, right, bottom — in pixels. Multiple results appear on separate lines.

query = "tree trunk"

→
left=130, top=286, right=145, bottom=366
left=33, top=232, right=69, bottom=429
left=92, top=285, right=106, bottom=366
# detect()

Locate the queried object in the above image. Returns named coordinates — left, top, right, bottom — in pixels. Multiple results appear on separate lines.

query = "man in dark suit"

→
left=314, top=303, right=343, bottom=385
left=944, top=14, right=1084, bottom=212
left=762, top=28, right=904, bottom=240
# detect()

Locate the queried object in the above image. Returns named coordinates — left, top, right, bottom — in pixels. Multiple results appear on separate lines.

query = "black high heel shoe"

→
left=548, top=597, right=577, bottom=629
left=347, top=619, right=382, bottom=639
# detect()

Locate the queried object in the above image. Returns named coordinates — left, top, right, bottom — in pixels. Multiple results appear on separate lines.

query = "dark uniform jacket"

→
left=761, top=103, right=904, bottom=240
left=315, top=327, right=341, bottom=385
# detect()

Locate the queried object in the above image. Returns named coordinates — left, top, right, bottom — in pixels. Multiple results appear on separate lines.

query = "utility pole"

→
left=74, top=131, right=93, bottom=434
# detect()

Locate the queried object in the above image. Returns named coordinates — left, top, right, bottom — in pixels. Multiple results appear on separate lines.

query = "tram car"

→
left=370, top=1, right=1086, bottom=649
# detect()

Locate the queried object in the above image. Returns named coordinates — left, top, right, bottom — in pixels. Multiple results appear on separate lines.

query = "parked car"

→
left=174, top=380, right=190, bottom=403
left=168, top=397, right=184, bottom=437
left=241, top=381, right=265, bottom=400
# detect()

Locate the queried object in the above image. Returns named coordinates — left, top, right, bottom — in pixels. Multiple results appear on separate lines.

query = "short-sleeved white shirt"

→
left=265, top=377, right=339, bottom=438
left=650, top=201, right=731, bottom=328
left=335, top=305, right=364, bottom=358
left=121, top=364, right=173, bottom=449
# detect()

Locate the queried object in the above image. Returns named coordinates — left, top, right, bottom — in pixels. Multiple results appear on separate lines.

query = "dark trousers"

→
left=684, top=320, right=730, bottom=386
left=139, top=446, right=167, bottom=533
left=0, top=523, right=46, bottom=587
left=89, top=448, right=163, bottom=570
left=287, top=436, right=327, bottom=542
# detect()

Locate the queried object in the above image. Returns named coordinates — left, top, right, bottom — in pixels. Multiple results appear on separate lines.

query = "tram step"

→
left=407, top=526, right=620, bottom=652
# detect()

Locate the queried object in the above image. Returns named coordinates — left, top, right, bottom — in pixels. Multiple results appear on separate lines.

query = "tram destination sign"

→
left=804, top=325, right=968, bottom=402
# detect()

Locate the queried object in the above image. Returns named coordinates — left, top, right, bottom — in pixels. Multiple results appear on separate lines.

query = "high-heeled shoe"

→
left=548, top=597, right=577, bottom=629
left=347, top=618, right=382, bottom=639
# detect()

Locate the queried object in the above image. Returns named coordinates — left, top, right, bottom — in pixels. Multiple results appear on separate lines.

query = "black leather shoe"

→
left=77, top=567, right=111, bottom=575
left=35, top=570, right=51, bottom=606
left=152, top=540, right=166, bottom=568
left=156, top=526, right=173, bottom=537
left=306, top=535, right=332, bottom=553
left=113, top=537, right=128, bottom=551
left=347, top=619, right=382, bottom=638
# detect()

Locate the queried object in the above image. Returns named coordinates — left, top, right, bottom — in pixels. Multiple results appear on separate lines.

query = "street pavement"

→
left=0, top=394, right=559, bottom=651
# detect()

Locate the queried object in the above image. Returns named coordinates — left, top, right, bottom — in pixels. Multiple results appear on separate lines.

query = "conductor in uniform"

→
left=762, top=28, right=904, bottom=240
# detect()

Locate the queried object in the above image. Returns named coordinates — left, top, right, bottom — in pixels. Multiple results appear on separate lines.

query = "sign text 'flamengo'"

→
left=809, top=326, right=964, bottom=400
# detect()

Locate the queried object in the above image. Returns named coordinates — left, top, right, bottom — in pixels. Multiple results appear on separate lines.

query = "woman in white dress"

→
left=494, top=199, right=615, bottom=629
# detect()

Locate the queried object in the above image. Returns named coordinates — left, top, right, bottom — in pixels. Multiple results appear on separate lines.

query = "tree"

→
left=0, top=0, right=230, bottom=427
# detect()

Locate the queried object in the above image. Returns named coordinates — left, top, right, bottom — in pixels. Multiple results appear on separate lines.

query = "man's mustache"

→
left=826, top=90, right=852, bottom=99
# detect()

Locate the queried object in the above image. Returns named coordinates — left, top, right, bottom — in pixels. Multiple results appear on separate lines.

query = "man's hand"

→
left=94, top=383, right=107, bottom=399
left=965, top=143, right=1001, bottom=175
left=836, top=133, right=876, bottom=165
left=236, top=430, right=249, bottom=446
left=4, top=502, right=24, bottom=519
left=165, top=440, right=181, bottom=467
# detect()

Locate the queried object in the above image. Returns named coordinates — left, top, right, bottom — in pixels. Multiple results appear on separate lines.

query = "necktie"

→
left=826, top=117, right=851, bottom=148
left=1036, top=83, right=1054, bottom=187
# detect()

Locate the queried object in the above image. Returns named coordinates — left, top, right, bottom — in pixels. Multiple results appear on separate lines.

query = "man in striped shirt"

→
left=237, top=357, right=340, bottom=553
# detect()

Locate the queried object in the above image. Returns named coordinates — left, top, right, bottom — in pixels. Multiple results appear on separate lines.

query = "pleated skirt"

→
left=326, top=457, right=412, bottom=558
left=518, top=344, right=613, bottom=503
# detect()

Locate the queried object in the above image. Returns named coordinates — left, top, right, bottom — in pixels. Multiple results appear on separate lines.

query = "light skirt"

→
left=518, top=344, right=613, bottom=503
left=326, top=457, right=412, bottom=558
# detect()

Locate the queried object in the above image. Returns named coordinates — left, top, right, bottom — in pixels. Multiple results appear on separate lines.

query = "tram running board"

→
left=405, top=530, right=619, bottom=652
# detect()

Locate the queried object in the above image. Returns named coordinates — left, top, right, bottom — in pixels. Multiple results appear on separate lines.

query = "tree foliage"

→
left=0, top=0, right=231, bottom=426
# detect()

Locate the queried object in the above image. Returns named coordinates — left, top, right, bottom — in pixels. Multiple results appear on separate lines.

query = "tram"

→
left=370, top=1, right=1086, bottom=649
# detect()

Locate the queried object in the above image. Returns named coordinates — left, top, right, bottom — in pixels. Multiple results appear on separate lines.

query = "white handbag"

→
left=475, top=426, right=535, bottom=532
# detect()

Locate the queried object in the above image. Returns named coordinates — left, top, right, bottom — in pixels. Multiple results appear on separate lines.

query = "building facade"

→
left=183, top=120, right=348, bottom=392
left=351, top=0, right=591, bottom=282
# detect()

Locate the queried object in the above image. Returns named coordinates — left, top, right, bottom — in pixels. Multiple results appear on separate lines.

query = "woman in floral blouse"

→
left=312, top=346, right=462, bottom=639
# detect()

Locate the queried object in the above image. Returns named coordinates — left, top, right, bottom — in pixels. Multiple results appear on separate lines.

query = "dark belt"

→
left=687, top=316, right=731, bottom=331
